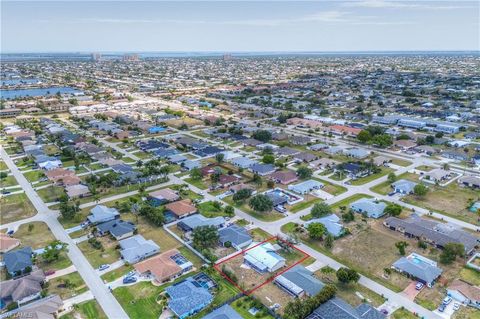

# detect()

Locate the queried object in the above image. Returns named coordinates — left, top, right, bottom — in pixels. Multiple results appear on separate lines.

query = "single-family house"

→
left=182, top=160, right=202, bottom=171
left=231, top=157, right=257, bottom=169
left=304, top=214, right=345, bottom=238
left=350, top=198, right=387, bottom=218
left=250, top=163, right=276, bottom=176
left=203, top=305, right=243, bottom=319
left=447, top=279, right=480, bottom=309
left=4, top=247, right=33, bottom=276
left=87, top=205, right=120, bottom=224
left=373, top=156, right=392, bottom=167
left=0, top=234, right=20, bottom=253
left=165, top=200, right=197, bottom=219
left=5, top=294, right=63, bottom=319
left=391, top=179, right=417, bottom=194
left=392, top=253, right=442, bottom=287
left=344, top=148, right=369, bottom=159
left=268, top=170, right=298, bottom=185
left=218, top=225, right=252, bottom=250
left=119, top=235, right=160, bottom=264
left=0, top=270, right=45, bottom=306
left=166, top=276, right=213, bottom=319
left=97, top=219, right=136, bottom=240
left=424, top=169, right=451, bottom=182
left=148, top=188, right=180, bottom=206
left=306, top=297, right=386, bottom=319
left=134, top=249, right=193, bottom=284
left=458, top=175, right=480, bottom=189
left=288, top=180, right=324, bottom=195
left=244, top=242, right=286, bottom=273
left=177, top=215, right=225, bottom=232
left=66, top=184, right=91, bottom=199
left=274, top=265, right=324, bottom=298
left=293, top=152, right=318, bottom=163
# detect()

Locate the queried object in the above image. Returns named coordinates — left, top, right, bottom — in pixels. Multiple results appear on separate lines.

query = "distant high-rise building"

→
left=123, top=54, right=140, bottom=62
left=91, top=53, right=101, bottom=62
left=223, top=53, right=232, bottom=61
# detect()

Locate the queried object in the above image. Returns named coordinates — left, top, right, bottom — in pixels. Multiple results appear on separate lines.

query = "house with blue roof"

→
left=177, top=215, right=226, bottom=232
left=250, top=163, right=276, bottom=176
left=344, top=148, right=369, bottom=159
left=288, top=180, right=324, bottom=194
left=148, top=126, right=166, bottom=134
left=244, top=242, right=286, bottom=273
left=4, top=247, right=33, bottom=276
left=182, top=160, right=202, bottom=171
left=166, top=277, right=213, bottom=319
left=96, top=219, right=136, bottom=240
left=350, top=198, right=387, bottom=218
left=203, top=304, right=242, bottom=319
left=230, top=156, right=257, bottom=169
left=219, top=224, right=252, bottom=250
left=392, top=253, right=443, bottom=287
left=306, top=297, right=386, bottom=319
left=87, top=205, right=120, bottom=224
left=391, top=179, right=417, bottom=194
left=304, top=214, right=345, bottom=238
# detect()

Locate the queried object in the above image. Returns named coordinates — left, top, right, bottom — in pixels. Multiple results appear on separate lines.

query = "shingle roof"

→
left=178, top=215, right=225, bottom=230
left=97, top=219, right=136, bottom=238
left=203, top=304, right=243, bottom=319
left=219, top=225, right=252, bottom=247
left=350, top=198, right=386, bottom=218
left=166, top=278, right=213, bottom=317
left=4, top=247, right=33, bottom=274
left=392, top=254, right=442, bottom=284
left=275, top=265, right=324, bottom=296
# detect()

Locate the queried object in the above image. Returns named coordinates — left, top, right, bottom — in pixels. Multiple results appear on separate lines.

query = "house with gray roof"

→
left=177, top=215, right=225, bottom=232
left=392, top=253, right=442, bottom=287
left=219, top=225, right=252, bottom=250
left=288, top=180, right=324, bottom=194
left=97, top=219, right=136, bottom=240
left=166, top=276, right=213, bottom=319
left=203, top=304, right=242, bottom=319
left=274, top=265, right=324, bottom=297
left=0, top=270, right=45, bottom=306
left=306, top=297, right=386, bottom=319
left=344, top=148, right=369, bottom=159
left=230, top=156, right=257, bottom=169
left=2, top=294, right=63, bottom=319
left=350, top=198, right=387, bottom=218
left=182, top=160, right=202, bottom=171
left=4, top=247, right=33, bottom=276
left=119, top=235, right=160, bottom=264
left=250, top=163, right=276, bottom=176
left=391, top=179, right=417, bottom=194
left=304, top=214, right=345, bottom=238
left=87, top=205, right=120, bottom=224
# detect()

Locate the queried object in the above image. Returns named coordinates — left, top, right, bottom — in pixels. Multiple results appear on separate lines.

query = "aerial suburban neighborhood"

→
left=0, top=1, right=479, bottom=319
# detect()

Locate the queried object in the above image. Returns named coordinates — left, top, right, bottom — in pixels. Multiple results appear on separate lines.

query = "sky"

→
left=1, top=0, right=479, bottom=53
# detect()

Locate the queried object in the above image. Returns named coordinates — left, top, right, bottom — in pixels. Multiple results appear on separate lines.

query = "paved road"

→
left=0, top=146, right=129, bottom=319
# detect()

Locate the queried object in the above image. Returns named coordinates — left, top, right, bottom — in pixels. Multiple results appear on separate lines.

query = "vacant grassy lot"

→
left=113, top=282, right=165, bottom=319
left=37, top=185, right=66, bottom=203
left=459, top=267, right=480, bottom=286
left=14, top=222, right=56, bottom=249
left=0, top=193, right=36, bottom=224
left=403, top=183, right=480, bottom=225
left=198, top=200, right=230, bottom=218
left=184, top=177, right=209, bottom=190
left=78, top=236, right=121, bottom=268
left=391, top=308, right=418, bottom=319
left=288, top=196, right=322, bottom=213
left=46, top=271, right=88, bottom=299
left=350, top=167, right=393, bottom=186
left=60, top=300, right=107, bottom=319
left=416, top=165, right=434, bottom=172
left=391, top=158, right=412, bottom=167
left=23, top=170, right=46, bottom=183
left=224, top=196, right=284, bottom=222
left=0, top=175, right=18, bottom=187
left=452, top=307, right=480, bottom=319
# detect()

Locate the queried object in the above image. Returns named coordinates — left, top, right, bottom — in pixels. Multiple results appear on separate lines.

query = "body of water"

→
left=0, top=87, right=83, bottom=99
left=1, top=78, right=42, bottom=86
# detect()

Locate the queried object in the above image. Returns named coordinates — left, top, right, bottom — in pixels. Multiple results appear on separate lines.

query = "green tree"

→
left=395, top=241, right=409, bottom=256
left=341, top=209, right=355, bottom=223
left=357, top=130, right=372, bottom=144
left=189, top=167, right=202, bottom=181
left=224, top=205, right=234, bottom=216
left=311, top=202, right=332, bottom=218
left=413, top=184, right=428, bottom=197
left=192, top=226, right=219, bottom=250
left=215, top=153, right=225, bottom=164
left=387, top=172, right=397, bottom=183
left=232, top=188, right=253, bottom=202
left=262, top=154, right=275, bottom=164
left=371, top=134, right=393, bottom=148
left=297, top=166, right=312, bottom=179
left=42, top=240, right=67, bottom=263
left=440, top=243, right=464, bottom=264
left=384, top=203, right=402, bottom=217
left=325, top=233, right=334, bottom=249
left=249, top=194, right=273, bottom=213
left=336, top=267, right=360, bottom=284
left=307, top=223, right=327, bottom=239
left=252, top=130, right=272, bottom=143
left=139, top=205, right=165, bottom=226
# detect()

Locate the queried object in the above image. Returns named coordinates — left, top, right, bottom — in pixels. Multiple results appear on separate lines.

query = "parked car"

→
left=123, top=276, right=137, bottom=284
left=438, top=304, right=446, bottom=312
left=415, top=282, right=424, bottom=290
left=6, top=230, right=14, bottom=236
left=45, top=270, right=56, bottom=276
left=442, top=296, right=452, bottom=305
left=98, top=264, right=110, bottom=271
left=274, top=205, right=287, bottom=213
left=453, top=303, right=460, bottom=311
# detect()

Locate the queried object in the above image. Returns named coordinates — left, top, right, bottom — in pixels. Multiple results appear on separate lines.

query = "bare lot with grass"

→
left=0, top=193, right=36, bottom=224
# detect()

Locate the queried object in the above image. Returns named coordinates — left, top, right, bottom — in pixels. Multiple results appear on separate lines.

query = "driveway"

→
left=401, top=281, right=421, bottom=301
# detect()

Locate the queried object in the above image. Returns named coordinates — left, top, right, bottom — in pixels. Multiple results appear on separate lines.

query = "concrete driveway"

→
left=401, top=281, right=421, bottom=301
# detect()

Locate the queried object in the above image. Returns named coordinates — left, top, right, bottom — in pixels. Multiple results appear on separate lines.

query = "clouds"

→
left=343, top=0, right=476, bottom=10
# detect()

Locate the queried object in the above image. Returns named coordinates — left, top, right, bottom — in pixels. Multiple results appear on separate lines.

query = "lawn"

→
left=37, top=251, right=72, bottom=272
left=391, top=158, right=412, bottom=167
left=288, top=197, right=322, bottom=213
left=224, top=196, right=284, bottom=222
left=349, top=167, right=393, bottom=186
left=101, top=265, right=133, bottom=283
left=453, top=307, right=480, bottom=319
left=46, top=271, right=88, bottom=299
left=60, top=300, right=107, bottom=319
left=403, top=182, right=480, bottom=225
left=459, top=267, right=480, bottom=286
left=391, top=308, right=419, bottom=319
left=249, top=228, right=273, bottom=241
left=0, top=175, right=18, bottom=187
left=14, top=222, right=56, bottom=249
left=37, top=185, right=66, bottom=202
left=370, top=172, right=419, bottom=195
left=0, top=161, right=7, bottom=170
left=198, top=200, right=230, bottom=218
left=416, top=165, right=434, bottom=172
left=0, top=193, right=36, bottom=224
left=314, top=178, right=347, bottom=196
left=184, top=177, right=209, bottom=190
left=113, top=281, right=167, bottom=319
left=23, top=169, right=46, bottom=182
left=78, top=236, right=121, bottom=268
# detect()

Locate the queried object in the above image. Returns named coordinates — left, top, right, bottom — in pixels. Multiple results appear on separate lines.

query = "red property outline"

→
left=213, top=236, right=310, bottom=295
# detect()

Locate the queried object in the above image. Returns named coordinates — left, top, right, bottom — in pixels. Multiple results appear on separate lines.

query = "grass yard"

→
left=331, top=194, right=373, bottom=212
left=101, top=265, right=134, bottom=283
left=416, top=165, right=434, bottom=172
left=198, top=200, right=230, bottom=218
left=0, top=193, right=36, bottom=224
left=459, top=267, right=480, bottom=286
left=0, top=175, right=18, bottom=187
left=231, top=296, right=274, bottom=319
left=453, top=307, right=480, bottom=319
left=370, top=172, right=420, bottom=195
left=184, top=177, right=209, bottom=190
left=37, top=251, right=72, bottom=272
left=391, top=158, right=412, bottom=167
left=0, top=161, right=7, bottom=170
left=60, top=300, right=107, bottom=319
left=37, top=185, right=66, bottom=203
left=113, top=282, right=168, bottom=319
left=14, top=222, right=56, bottom=249
left=224, top=196, right=284, bottom=222
left=403, top=182, right=480, bottom=225
left=249, top=228, right=273, bottom=241
left=78, top=236, right=121, bottom=268
left=23, top=170, right=46, bottom=183
left=46, top=271, right=88, bottom=299
left=288, top=197, right=322, bottom=213
left=349, top=167, right=393, bottom=186
left=391, top=308, right=419, bottom=319
left=314, top=178, right=347, bottom=196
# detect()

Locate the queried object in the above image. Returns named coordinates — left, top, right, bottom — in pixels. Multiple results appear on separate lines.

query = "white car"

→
left=98, top=264, right=110, bottom=271
left=442, top=296, right=452, bottom=305
left=453, top=303, right=460, bottom=311
left=415, top=282, right=424, bottom=290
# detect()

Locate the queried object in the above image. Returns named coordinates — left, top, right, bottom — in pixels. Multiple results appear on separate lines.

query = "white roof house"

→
left=87, top=205, right=119, bottom=224
left=244, top=242, right=286, bottom=273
